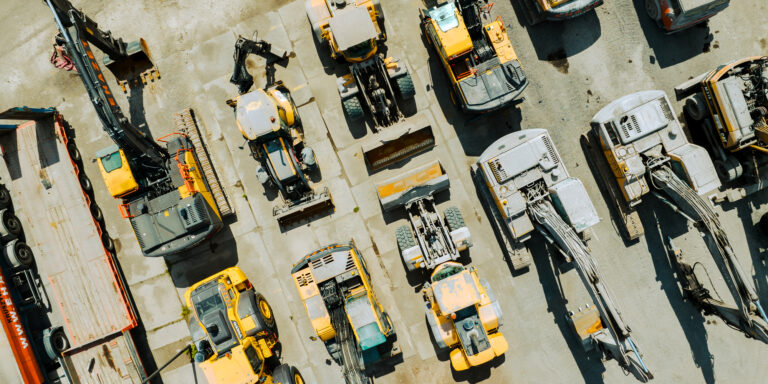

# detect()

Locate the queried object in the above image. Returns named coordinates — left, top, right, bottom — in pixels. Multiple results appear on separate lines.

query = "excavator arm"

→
left=44, top=0, right=168, bottom=174
left=230, top=36, right=289, bottom=94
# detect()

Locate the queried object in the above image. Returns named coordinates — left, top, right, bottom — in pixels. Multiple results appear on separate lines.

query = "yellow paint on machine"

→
left=177, top=150, right=220, bottom=219
left=484, top=21, right=517, bottom=64
left=97, top=149, right=139, bottom=198
left=376, top=162, right=444, bottom=199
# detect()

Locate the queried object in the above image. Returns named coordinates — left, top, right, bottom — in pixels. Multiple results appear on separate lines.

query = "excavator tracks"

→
left=330, top=306, right=370, bottom=384
left=173, top=108, right=232, bottom=217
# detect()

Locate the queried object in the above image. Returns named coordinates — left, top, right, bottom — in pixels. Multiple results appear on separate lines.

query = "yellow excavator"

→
left=186, top=267, right=305, bottom=384
left=306, top=0, right=435, bottom=172
left=420, top=0, right=527, bottom=112
left=675, top=56, right=768, bottom=204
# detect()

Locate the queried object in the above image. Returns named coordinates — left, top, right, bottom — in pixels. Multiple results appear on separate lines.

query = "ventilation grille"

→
left=296, top=270, right=314, bottom=287
left=658, top=97, right=674, bottom=121
left=345, top=253, right=355, bottom=271
left=130, top=219, right=145, bottom=249
left=620, top=115, right=640, bottom=138
left=541, top=135, right=559, bottom=165
left=181, top=197, right=207, bottom=229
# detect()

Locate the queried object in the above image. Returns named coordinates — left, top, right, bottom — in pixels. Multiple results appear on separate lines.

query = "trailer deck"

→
left=0, top=113, right=144, bottom=383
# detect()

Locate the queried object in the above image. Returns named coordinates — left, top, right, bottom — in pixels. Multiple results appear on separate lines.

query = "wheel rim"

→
left=646, top=0, right=658, bottom=19
left=5, top=216, right=20, bottom=233
left=259, top=299, right=272, bottom=320
left=294, top=373, right=304, bottom=384
left=17, top=244, right=33, bottom=265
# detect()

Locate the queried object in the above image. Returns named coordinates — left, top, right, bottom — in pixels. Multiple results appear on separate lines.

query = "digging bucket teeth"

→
left=274, top=187, right=334, bottom=227
left=362, top=124, right=436, bottom=172
left=376, top=160, right=449, bottom=212
left=103, top=38, right=158, bottom=85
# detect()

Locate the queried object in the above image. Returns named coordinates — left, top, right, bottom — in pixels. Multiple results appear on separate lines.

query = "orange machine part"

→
left=0, top=271, right=45, bottom=384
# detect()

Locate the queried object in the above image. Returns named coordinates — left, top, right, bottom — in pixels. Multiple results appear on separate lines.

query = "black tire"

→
left=645, top=0, right=660, bottom=20
left=684, top=94, right=708, bottom=121
left=760, top=213, right=768, bottom=235
left=90, top=204, right=103, bottom=222
left=395, top=225, right=415, bottom=251
left=444, top=206, right=465, bottom=232
left=44, top=327, right=70, bottom=360
left=79, top=174, right=92, bottom=192
left=67, top=142, right=81, bottom=162
left=0, top=209, right=22, bottom=240
left=5, top=239, right=34, bottom=269
left=396, top=74, right=415, bottom=100
left=256, top=294, right=276, bottom=331
left=714, top=156, right=743, bottom=183
left=0, top=185, right=11, bottom=209
left=102, top=233, right=115, bottom=252
left=272, top=364, right=305, bottom=384
left=342, top=96, right=364, bottom=121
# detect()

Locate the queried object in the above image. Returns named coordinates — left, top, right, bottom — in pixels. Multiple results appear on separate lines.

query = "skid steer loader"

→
left=376, top=161, right=472, bottom=271
left=228, top=37, right=334, bottom=227
left=674, top=56, right=768, bottom=203
left=186, top=267, right=306, bottom=384
left=306, top=0, right=435, bottom=172
left=291, top=242, right=400, bottom=384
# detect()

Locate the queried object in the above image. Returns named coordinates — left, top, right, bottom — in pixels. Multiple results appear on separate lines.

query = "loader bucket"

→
left=362, top=125, right=435, bottom=172
left=103, top=38, right=156, bottom=82
left=376, top=161, right=449, bottom=212
left=274, top=187, right=334, bottom=227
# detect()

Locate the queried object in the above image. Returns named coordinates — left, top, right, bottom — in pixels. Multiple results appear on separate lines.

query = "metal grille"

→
left=657, top=97, right=674, bottom=121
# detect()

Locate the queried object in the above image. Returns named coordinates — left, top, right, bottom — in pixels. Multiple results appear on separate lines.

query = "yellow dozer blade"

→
left=376, top=160, right=449, bottom=211
left=362, top=122, right=436, bottom=172
left=103, top=38, right=158, bottom=89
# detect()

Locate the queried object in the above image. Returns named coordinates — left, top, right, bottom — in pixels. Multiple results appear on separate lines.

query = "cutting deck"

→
left=0, top=116, right=144, bottom=382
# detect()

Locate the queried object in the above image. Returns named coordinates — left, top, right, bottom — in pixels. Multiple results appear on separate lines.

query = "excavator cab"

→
left=96, top=145, right=140, bottom=198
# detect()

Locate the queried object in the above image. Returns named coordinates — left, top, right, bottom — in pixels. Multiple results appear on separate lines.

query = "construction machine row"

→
left=3, top=0, right=766, bottom=384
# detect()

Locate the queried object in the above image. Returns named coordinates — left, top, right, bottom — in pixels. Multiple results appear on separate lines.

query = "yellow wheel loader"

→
left=306, top=0, right=436, bottom=172
left=291, top=242, right=400, bottom=383
left=420, top=0, right=527, bottom=112
left=674, top=56, right=768, bottom=203
left=422, top=262, right=507, bottom=371
left=186, top=267, right=306, bottom=384
left=228, top=37, right=334, bottom=227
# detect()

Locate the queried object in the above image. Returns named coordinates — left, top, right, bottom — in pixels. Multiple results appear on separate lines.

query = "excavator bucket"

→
left=103, top=38, right=158, bottom=87
left=274, top=187, right=334, bottom=227
left=362, top=123, right=436, bottom=172
left=376, top=160, right=448, bottom=212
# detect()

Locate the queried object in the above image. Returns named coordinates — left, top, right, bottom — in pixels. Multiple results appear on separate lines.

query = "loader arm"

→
left=230, top=36, right=289, bottom=94
left=530, top=201, right=652, bottom=381
left=44, top=0, right=168, bottom=175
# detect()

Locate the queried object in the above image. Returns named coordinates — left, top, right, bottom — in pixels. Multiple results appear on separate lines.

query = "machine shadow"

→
left=641, top=207, right=716, bottom=384
left=164, top=225, right=240, bottom=288
left=631, top=0, right=714, bottom=69
left=508, top=1, right=602, bottom=61
left=528, top=237, right=607, bottom=384
left=128, top=83, right=153, bottom=139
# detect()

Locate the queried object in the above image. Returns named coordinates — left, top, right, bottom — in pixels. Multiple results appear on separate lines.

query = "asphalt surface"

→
left=1, top=0, right=768, bottom=383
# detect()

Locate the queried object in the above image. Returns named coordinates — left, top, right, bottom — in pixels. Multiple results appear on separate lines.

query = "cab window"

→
left=432, top=265, right=464, bottom=282
left=100, top=151, right=123, bottom=173
left=244, top=345, right=263, bottom=374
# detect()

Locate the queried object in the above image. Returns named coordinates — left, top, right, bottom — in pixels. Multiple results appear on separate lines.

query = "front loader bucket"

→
left=376, top=161, right=449, bottom=212
left=103, top=38, right=157, bottom=84
left=274, top=187, right=334, bottom=227
left=362, top=124, right=435, bottom=172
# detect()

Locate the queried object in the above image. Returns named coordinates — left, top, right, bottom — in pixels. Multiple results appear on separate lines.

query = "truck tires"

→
left=396, top=74, right=415, bottom=100
left=43, top=326, right=70, bottom=361
left=0, top=208, right=22, bottom=241
left=67, top=142, right=81, bottom=163
left=4, top=239, right=34, bottom=269
left=645, top=0, right=660, bottom=20
left=272, top=364, right=305, bottom=384
left=79, top=174, right=93, bottom=192
left=0, top=185, right=11, bottom=210
left=342, top=96, right=364, bottom=121
left=684, top=94, right=708, bottom=121
left=396, top=225, right=415, bottom=251
left=90, top=203, right=103, bottom=222
left=444, top=206, right=466, bottom=232
left=102, top=233, right=115, bottom=252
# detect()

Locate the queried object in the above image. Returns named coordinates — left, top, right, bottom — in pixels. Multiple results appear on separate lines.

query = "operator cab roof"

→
left=433, top=270, right=481, bottom=315
left=236, top=90, right=279, bottom=141
left=329, top=6, right=378, bottom=51
left=428, top=2, right=472, bottom=59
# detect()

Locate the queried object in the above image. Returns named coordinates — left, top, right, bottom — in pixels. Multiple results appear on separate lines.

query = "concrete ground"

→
left=1, top=0, right=768, bottom=383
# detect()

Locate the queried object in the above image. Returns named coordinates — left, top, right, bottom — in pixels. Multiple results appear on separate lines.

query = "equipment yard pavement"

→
left=1, top=0, right=768, bottom=383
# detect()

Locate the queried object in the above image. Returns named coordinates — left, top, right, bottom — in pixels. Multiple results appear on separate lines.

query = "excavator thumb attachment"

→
left=376, top=160, right=448, bottom=212
left=274, top=187, right=334, bottom=227
left=103, top=38, right=158, bottom=91
left=362, top=123, right=435, bottom=172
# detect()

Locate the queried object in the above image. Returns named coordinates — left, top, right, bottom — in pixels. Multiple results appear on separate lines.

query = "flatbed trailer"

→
left=0, top=108, right=146, bottom=383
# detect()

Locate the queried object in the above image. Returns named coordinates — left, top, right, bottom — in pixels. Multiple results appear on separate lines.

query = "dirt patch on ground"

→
left=546, top=49, right=569, bottom=74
